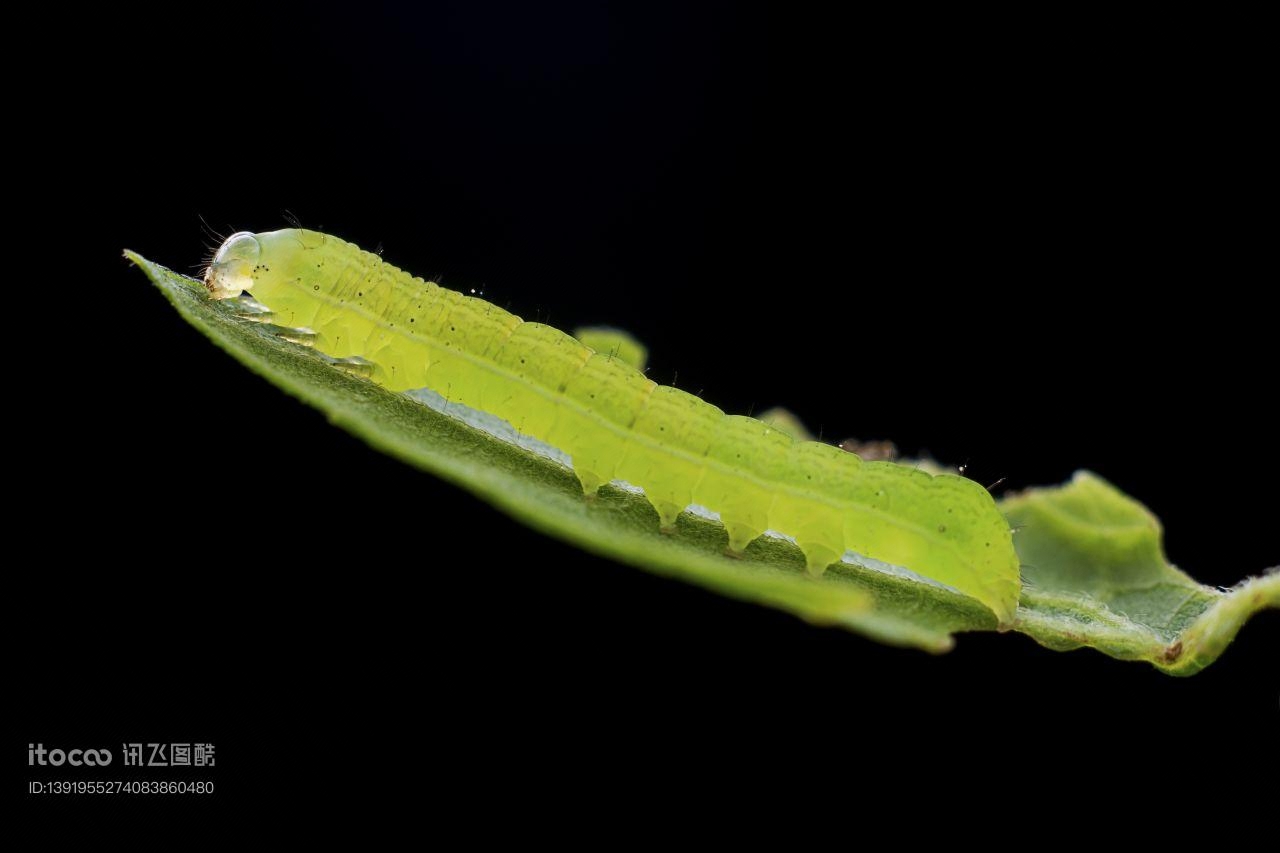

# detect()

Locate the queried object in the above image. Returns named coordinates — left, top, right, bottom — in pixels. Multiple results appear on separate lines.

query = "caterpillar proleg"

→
left=206, top=229, right=1021, bottom=621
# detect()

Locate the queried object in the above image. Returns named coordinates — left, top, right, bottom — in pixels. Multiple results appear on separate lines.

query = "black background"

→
left=14, top=1, right=1276, bottom=833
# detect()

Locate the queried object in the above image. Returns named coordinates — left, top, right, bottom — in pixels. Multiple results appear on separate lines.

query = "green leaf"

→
left=127, top=251, right=1276, bottom=672
left=1003, top=472, right=1277, bottom=675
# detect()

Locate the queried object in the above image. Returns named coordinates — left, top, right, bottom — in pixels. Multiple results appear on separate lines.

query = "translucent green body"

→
left=216, top=228, right=1021, bottom=621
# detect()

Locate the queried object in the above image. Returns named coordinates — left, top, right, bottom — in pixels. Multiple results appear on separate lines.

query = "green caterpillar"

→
left=207, top=228, right=1021, bottom=622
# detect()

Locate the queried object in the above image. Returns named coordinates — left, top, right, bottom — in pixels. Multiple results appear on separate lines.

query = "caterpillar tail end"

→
left=985, top=561, right=1023, bottom=630
left=980, top=584, right=1021, bottom=630
left=992, top=599, right=1019, bottom=631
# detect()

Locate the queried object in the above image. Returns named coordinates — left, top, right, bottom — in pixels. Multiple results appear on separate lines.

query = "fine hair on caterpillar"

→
left=205, top=228, right=1022, bottom=622
left=195, top=216, right=235, bottom=277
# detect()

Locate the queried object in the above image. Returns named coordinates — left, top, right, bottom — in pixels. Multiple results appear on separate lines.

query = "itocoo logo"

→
left=28, top=744, right=113, bottom=766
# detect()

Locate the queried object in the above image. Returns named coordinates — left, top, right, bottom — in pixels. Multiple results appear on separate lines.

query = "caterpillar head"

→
left=205, top=231, right=262, bottom=299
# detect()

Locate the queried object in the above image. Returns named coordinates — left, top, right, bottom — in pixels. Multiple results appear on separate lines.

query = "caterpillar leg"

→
left=264, top=323, right=317, bottom=347
left=320, top=354, right=374, bottom=379
left=798, top=542, right=841, bottom=577
left=724, top=523, right=761, bottom=557
left=575, top=467, right=606, bottom=498
left=654, top=501, right=684, bottom=533
left=225, top=295, right=273, bottom=321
